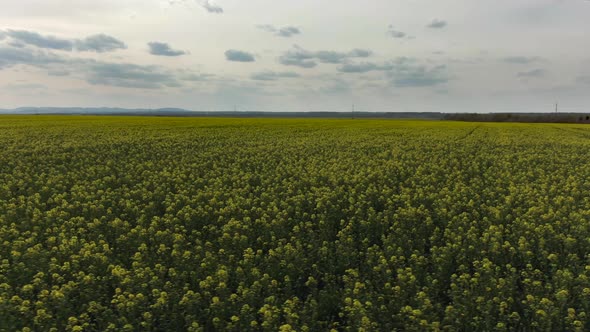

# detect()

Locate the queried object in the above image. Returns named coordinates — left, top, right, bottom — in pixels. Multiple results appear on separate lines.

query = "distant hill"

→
left=0, top=107, right=195, bottom=116
left=0, top=108, right=589, bottom=123
left=0, top=107, right=444, bottom=119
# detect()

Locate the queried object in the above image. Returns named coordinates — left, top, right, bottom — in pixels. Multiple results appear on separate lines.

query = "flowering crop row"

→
left=0, top=116, right=589, bottom=331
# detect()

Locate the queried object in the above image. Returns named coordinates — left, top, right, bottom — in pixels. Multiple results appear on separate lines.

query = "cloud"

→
left=48, top=69, right=70, bottom=76
left=279, top=46, right=316, bottom=68
left=224, top=49, right=255, bottom=62
left=250, top=70, right=300, bottom=81
left=0, top=31, right=5, bottom=40
left=387, top=59, right=449, bottom=87
left=257, top=25, right=276, bottom=33
left=181, top=73, right=215, bottom=81
left=338, top=62, right=393, bottom=73
left=257, top=25, right=301, bottom=37
left=5, top=30, right=74, bottom=51
left=200, top=0, right=223, bottom=13
left=502, top=56, right=542, bottom=64
left=76, top=34, right=126, bottom=53
left=387, top=25, right=407, bottom=39
left=314, top=51, right=352, bottom=64
left=576, top=76, right=590, bottom=85
left=86, top=62, right=180, bottom=89
left=335, top=56, right=449, bottom=87
left=7, top=40, right=26, bottom=48
left=279, top=45, right=372, bottom=68
left=0, top=46, right=65, bottom=69
left=517, top=68, right=545, bottom=77
left=2, top=30, right=126, bottom=53
left=0, top=45, right=183, bottom=89
left=277, top=27, right=301, bottom=38
left=336, top=57, right=451, bottom=89
left=168, top=0, right=223, bottom=13
left=148, top=42, right=186, bottom=56
left=427, top=19, right=447, bottom=29
left=348, top=49, right=372, bottom=58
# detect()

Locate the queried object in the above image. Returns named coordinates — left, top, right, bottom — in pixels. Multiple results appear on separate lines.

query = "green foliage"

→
left=0, top=116, right=589, bottom=331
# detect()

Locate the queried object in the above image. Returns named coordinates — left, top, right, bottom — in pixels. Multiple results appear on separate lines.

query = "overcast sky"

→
left=1, top=0, right=589, bottom=112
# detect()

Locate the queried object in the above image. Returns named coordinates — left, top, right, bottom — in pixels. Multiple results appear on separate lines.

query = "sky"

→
left=0, top=0, right=589, bottom=113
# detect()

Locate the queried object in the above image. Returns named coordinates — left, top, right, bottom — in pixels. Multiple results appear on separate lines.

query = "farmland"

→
left=1, top=116, right=589, bottom=331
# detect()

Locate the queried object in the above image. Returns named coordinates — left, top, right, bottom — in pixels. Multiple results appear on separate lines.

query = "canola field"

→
left=1, top=116, right=589, bottom=331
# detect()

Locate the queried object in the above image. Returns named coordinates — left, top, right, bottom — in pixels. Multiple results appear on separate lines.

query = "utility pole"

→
left=352, top=104, right=355, bottom=120
left=555, top=102, right=558, bottom=113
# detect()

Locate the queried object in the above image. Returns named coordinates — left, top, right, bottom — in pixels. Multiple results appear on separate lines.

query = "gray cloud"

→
left=279, top=48, right=316, bottom=68
left=257, top=24, right=276, bottom=33
left=7, top=40, right=26, bottom=48
left=576, top=76, right=590, bottom=85
left=278, top=27, right=301, bottom=37
left=0, top=31, right=5, bottom=40
left=427, top=19, right=447, bottom=29
left=225, top=49, right=255, bottom=62
left=86, top=62, right=180, bottom=89
left=0, top=46, right=65, bottom=69
left=315, top=51, right=352, bottom=64
left=257, top=25, right=301, bottom=37
left=338, top=62, right=393, bottom=73
left=48, top=69, right=70, bottom=76
left=348, top=49, right=372, bottom=57
left=250, top=70, right=300, bottom=81
left=168, top=0, right=223, bottom=13
left=2, top=30, right=126, bottom=53
left=148, top=42, right=186, bottom=56
left=5, top=30, right=74, bottom=51
left=200, top=0, right=223, bottom=13
left=337, top=57, right=449, bottom=87
left=502, top=56, right=542, bottom=64
left=517, top=68, right=545, bottom=77
left=279, top=45, right=372, bottom=68
left=387, top=25, right=407, bottom=39
left=181, top=73, right=215, bottom=81
left=76, top=34, right=126, bottom=53
left=0, top=44, right=184, bottom=89
left=387, top=59, right=449, bottom=87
